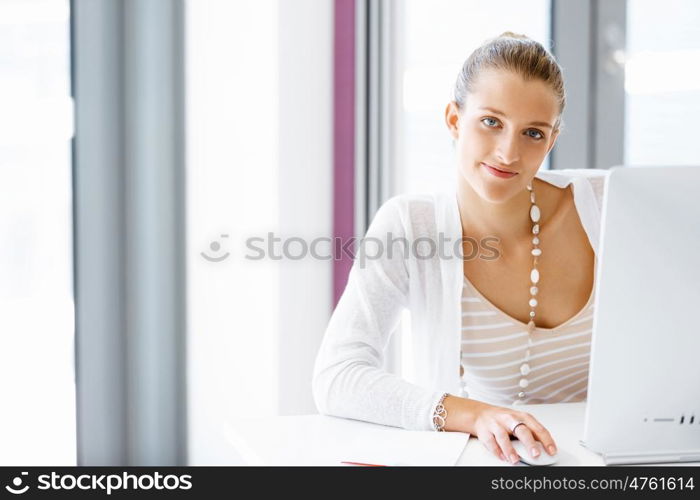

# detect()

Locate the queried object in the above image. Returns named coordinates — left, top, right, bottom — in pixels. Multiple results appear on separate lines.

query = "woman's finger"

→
left=512, top=424, right=541, bottom=459
left=519, top=412, right=558, bottom=455
left=478, top=432, right=506, bottom=462
left=493, top=427, right=519, bottom=465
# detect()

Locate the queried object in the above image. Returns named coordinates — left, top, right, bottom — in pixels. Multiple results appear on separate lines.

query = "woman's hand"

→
left=443, top=396, right=558, bottom=464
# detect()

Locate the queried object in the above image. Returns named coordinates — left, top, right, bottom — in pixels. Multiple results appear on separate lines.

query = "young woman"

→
left=312, top=32, right=607, bottom=465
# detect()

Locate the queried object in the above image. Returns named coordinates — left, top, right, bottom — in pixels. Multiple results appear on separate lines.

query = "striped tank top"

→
left=460, top=275, right=594, bottom=407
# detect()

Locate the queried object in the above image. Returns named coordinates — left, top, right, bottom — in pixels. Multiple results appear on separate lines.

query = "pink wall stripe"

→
left=333, top=0, right=355, bottom=308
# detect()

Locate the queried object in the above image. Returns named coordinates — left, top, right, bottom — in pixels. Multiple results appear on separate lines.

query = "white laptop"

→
left=581, top=165, right=700, bottom=465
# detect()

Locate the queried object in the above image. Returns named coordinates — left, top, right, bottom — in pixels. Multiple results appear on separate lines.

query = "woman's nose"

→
left=496, top=134, right=520, bottom=165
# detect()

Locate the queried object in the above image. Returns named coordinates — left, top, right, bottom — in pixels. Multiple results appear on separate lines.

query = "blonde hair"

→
left=454, top=31, right=566, bottom=131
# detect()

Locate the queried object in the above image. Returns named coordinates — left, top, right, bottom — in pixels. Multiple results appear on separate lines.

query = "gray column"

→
left=551, top=0, right=626, bottom=170
left=72, top=0, right=187, bottom=466
left=551, top=0, right=594, bottom=170
left=593, top=0, right=626, bottom=170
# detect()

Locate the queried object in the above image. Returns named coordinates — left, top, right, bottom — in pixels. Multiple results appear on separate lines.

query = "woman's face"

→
left=446, top=68, right=560, bottom=204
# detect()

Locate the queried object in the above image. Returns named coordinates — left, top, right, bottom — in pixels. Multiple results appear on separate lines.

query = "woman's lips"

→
left=481, top=162, right=518, bottom=179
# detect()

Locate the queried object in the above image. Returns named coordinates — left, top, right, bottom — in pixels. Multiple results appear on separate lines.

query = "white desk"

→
left=225, top=402, right=700, bottom=466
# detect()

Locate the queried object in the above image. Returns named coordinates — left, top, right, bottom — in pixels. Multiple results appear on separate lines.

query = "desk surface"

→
left=225, top=402, right=700, bottom=466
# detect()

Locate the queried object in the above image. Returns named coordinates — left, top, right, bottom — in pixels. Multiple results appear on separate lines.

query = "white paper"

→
left=225, top=414, right=470, bottom=466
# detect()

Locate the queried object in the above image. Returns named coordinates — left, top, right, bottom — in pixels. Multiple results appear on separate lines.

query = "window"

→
left=0, top=0, right=75, bottom=465
left=624, top=0, right=700, bottom=166
left=185, top=0, right=333, bottom=464
left=186, top=0, right=279, bottom=464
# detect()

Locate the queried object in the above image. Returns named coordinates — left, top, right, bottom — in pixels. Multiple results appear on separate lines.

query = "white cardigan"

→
left=312, top=169, right=609, bottom=431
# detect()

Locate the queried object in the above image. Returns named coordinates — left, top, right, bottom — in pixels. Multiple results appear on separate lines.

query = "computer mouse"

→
left=510, top=440, right=558, bottom=466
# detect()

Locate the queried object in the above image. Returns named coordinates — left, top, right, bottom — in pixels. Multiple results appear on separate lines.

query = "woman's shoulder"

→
left=551, top=167, right=609, bottom=188
left=382, top=191, right=446, bottom=209
left=377, top=191, right=451, bottom=232
left=537, top=167, right=609, bottom=184
left=383, top=190, right=457, bottom=214
left=537, top=168, right=609, bottom=211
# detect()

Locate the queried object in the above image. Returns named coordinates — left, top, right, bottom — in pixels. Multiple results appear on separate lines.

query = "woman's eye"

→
left=481, top=118, right=543, bottom=140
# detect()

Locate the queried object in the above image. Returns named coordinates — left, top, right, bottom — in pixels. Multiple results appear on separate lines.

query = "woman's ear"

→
left=444, top=101, right=460, bottom=140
